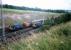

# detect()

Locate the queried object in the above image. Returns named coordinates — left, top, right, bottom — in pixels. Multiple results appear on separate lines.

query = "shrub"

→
left=54, top=13, right=71, bottom=24
left=40, top=13, right=71, bottom=32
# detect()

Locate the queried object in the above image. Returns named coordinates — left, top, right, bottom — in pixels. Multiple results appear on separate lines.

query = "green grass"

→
left=0, top=8, right=33, bottom=14
left=0, top=8, right=49, bottom=14
left=0, top=8, right=69, bottom=50
left=7, top=21, right=71, bottom=50
left=0, top=8, right=63, bottom=14
left=0, top=8, right=63, bottom=26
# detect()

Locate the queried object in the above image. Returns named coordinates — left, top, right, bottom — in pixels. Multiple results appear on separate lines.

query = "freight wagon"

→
left=2, top=19, right=44, bottom=33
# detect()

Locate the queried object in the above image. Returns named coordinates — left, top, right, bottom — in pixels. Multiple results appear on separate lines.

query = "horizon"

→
left=2, top=0, right=71, bottom=10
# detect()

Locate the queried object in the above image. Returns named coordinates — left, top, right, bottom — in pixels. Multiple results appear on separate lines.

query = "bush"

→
left=54, top=13, right=71, bottom=24
left=48, top=23, right=71, bottom=50
left=40, top=13, right=71, bottom=32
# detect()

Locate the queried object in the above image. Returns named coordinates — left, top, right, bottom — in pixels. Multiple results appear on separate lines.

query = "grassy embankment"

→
left=7, top=13, right=71, bottom=50
left=0, top=21, right=71, bottom=50
left=7, top=21, right=71, bottom=50
left=0, top=8, right=71, bottom=50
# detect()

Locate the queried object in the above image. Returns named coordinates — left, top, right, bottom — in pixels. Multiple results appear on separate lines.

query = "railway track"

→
left=0, top=27, right=40, bottom=42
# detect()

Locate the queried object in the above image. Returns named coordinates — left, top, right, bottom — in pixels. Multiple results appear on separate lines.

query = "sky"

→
left=2, top=0, right=71, bottom=10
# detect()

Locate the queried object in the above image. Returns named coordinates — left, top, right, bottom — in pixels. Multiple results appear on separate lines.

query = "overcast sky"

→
left=2, top=0, right=71, bottom=10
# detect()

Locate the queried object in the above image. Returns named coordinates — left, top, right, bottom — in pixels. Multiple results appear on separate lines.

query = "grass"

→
left=0, top=8, right=70, bottom=50
left=0, top=8, right=49, bottom=14
left=7, top=21, right=71, bottom=50
left=0, top=8, right=33, bottom=14
left=0, top=8, right=63, bottom=14
left=0, top=8, right=62, bottom=26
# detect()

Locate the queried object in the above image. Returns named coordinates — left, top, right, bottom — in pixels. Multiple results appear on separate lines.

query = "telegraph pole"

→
left=0, top=1, right=11, bottom=50
left=43, top=16, right=44, bottom=24
left=0, top=0, right=6, bottom=44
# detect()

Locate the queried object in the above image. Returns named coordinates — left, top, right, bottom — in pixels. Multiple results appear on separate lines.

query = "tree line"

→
left=0, top=4, right=70, bottom=13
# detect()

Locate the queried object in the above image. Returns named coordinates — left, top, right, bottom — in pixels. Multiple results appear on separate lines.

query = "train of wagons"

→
left=3, top=19, right=44, bottom=33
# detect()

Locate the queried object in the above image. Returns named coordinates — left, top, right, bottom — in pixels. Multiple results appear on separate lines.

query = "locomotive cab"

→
left=12, top=23, right=23, bottom=31
left=32, top=19, right=44, bottom=28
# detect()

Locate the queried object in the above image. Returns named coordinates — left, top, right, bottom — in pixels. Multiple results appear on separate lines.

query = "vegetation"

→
left=0, top=8, right=34, bottom=14
left=7, top=21, right=71, bottom=50
left=0, top=7, right=71, bottom=50
left=40, top=12, right=71, bottom=31
left=0, top=4, right=69, bottom=13
left=4, top=12, right=71, bottom=50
